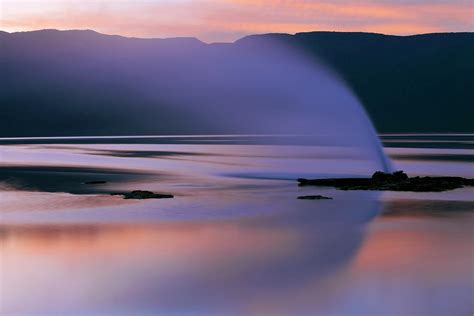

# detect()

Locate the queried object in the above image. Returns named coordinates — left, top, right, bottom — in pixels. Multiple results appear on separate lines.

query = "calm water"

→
left=0, top=134, right=473, bottom=315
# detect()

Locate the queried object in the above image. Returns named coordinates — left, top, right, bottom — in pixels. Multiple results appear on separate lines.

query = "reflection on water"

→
left=1, top=198, right=379, bottom=315
left=1, top=208, right=472, bottom=315
left=0, top=135, right=473, bottom=315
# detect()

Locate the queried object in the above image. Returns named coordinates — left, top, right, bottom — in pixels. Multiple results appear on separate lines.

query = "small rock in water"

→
left=297, top=195, right=332, bottom=200
left=111, top=190, right=174, bottom=199
left=84, top=180, right=107, bottom=184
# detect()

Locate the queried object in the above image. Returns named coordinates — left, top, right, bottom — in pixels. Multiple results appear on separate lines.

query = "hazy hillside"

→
left=0, top=30, right=472, bottom=136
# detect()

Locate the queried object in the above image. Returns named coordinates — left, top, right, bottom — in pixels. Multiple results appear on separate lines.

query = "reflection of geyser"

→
left=0, top=191, right=382, bottom=315
left=144, top=38, right=392, bottom=173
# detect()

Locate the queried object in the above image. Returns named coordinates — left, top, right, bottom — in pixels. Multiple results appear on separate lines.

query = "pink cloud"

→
left=1, top=0, right=472, bottom=42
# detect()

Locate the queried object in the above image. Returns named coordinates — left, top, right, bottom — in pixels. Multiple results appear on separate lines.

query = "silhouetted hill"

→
left=0, top=30, right=472, bottom=136
left=237, top=32, right=474, bottom=133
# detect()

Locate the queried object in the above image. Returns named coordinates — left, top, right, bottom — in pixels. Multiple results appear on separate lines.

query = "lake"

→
left=0, top=134, right=473, bottom=315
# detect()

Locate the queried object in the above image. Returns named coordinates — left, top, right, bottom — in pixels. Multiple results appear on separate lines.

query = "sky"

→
left=1, top=0, right=473, bottom=42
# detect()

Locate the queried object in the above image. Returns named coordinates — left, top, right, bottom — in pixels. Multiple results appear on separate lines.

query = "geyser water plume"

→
left=139, top=37, right=392, bottom=174
left=0, top=31, right=391, bottom=174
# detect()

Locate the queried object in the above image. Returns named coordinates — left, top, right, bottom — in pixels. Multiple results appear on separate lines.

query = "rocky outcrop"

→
left=84, top=180, right=107, bottom=184
left=298, top=171, right=474, bottom=192
left=111, top=190, right=174, bottom=199
left=297, top=195, right=332, bottom=200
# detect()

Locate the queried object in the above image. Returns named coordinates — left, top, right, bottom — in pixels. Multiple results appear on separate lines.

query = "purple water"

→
left=0, top=134, right=473, bottom=315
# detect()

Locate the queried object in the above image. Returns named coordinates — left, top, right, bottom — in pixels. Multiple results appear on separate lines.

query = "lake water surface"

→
left=0, top=134, right=473, bottom=315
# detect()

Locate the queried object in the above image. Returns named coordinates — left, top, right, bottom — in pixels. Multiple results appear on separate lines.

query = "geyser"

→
left=142, top=38, right=393, bottom=173
left=1, top=31, right=392, bottom=174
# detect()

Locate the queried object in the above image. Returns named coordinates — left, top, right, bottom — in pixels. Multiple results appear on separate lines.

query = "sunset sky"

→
left=1, top=0, right=473, bottom=42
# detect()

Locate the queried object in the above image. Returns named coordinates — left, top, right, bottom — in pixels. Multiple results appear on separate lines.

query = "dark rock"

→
left=111, top=190, right=174, bottom=199
left=84, top=180, right=107, bottom=184
left=298, top=177, right=372, bottom=187
left=298, top=171, right=474, bottom=192
left=372, top=170, right=408, bottom=182
left=297, top=195, right=332, bottom=200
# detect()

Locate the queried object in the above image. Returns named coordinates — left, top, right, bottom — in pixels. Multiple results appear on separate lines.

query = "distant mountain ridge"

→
left=1, top=29, right=473, bottom=136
